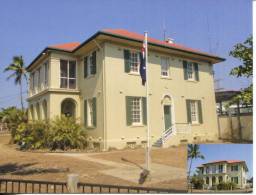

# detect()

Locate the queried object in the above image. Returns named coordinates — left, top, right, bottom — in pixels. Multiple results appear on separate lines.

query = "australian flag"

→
left=140, top=41, right=146, bottom=85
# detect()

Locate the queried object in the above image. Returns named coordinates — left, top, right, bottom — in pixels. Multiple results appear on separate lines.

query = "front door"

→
left=164, top=105, right=172, bottom=131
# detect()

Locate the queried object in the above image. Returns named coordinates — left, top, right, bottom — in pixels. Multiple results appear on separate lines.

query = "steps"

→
left=152, top=138, right=163, bottom=147
left=152, top=126, right=175, bottom=147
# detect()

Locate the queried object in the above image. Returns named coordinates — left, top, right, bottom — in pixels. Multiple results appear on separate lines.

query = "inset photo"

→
left=187, top=144, right=253, bottom=193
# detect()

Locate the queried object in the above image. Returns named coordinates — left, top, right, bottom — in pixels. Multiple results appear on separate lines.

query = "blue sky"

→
left=189, top=144, right=253, bottom=178
left=0, top=0, right=252, bottom=108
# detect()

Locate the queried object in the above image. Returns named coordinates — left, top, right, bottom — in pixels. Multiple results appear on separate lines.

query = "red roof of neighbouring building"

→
left=202, top=160, right=245, bottom=165
left=49, top=42, right=80, bottom=51
left=198, top=160, right=248, bottom=171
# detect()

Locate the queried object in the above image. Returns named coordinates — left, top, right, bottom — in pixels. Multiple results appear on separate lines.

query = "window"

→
left=32, top=72, right=35, bottom=92
left=206, top=166, right=210, bottom=174
left=87, top=99, right=93, bottom=127
left=187, top=62, right=194, bottom=80
left=186, top=99, right=203, bottom=124
left=183, top=61, right=199, bottom=81
left=190, top=100, right=198, bottom=123
left=44, top=62, right=48, bottom=86
left=84, top=51, right=96, bottom=78
left=212, top=165, right=216, bottom=173
left=231, top=177, right=238, bottom=184
left=130, top=51, right=140, bottom=73
left=30, top=73, right=34, bottom=93
left=161, top=57, right=169, bottom=77
left=231, top=165, right=239, bottom=171
left=219, top=165, right=223, bottom=173
left=126, top=96, right=147, bottom=126
left=131, top=97, right=142, bottom=124
left=37, top=68, right=41, bottom=90
left=60, top=60, right=76, bottom=89
left=124, top=50, right=140, bottom=74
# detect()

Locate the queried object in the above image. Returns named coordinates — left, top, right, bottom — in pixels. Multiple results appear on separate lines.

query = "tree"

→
left=191, top=175, right=204, bottom=189
left=4, top=56, right=27, bottom=110
left=187, top=144, right=205, bottom=190
left=0, top=106, right=27, bottom=142
left=229, top=35, right=252, bottom=105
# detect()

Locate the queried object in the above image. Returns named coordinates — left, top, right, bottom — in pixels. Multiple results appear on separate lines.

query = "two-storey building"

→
left=26, top=29, right=224, bottom=150
left=197, top=160, right=248, bottom=189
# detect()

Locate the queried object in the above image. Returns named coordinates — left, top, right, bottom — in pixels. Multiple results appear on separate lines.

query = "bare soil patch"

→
left=0, top=135, right=187, bottom=190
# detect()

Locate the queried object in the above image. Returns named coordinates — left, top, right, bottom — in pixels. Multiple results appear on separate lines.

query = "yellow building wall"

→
left=29, top=50, right=105, bottom=139
left=27, top=41, right=219, bottom=150
left=77, top=47, right=105, bottom=143
left=104, top=42, right=219, bottom=149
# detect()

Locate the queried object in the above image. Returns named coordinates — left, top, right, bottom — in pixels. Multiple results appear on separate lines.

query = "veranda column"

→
left=209, top=176, right=212, bottom=187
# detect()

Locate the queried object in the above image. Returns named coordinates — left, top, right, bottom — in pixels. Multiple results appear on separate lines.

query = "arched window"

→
left=61, top=98, right=76, bottom=118
left=206, top=177, right=209, bottom=184
left=162, top=95, right=172, bottom=105
left=42, top=100, right=47, bottom=120
left=218, top=176, right=223, bottom=183
left=212, top=176, right=216, bottom=185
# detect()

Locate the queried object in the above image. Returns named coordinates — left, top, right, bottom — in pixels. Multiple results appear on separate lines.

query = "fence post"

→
left=67, top=174, right=79, bottom=193
left=228, top=109, right=234, bottom=140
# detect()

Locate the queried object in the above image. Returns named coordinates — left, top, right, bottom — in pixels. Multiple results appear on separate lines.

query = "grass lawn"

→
left=0, top=135, right=187, bottom=190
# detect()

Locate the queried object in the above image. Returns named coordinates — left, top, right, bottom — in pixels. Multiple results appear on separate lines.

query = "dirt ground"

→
left=0, top=135, right=187, bottom=190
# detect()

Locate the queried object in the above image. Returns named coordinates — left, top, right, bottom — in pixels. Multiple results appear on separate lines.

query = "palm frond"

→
left=6, top=72, right=17, bottom=80
left=13, top=56, right=24, bottom=67
left=4, top=64, right=18, bottom=72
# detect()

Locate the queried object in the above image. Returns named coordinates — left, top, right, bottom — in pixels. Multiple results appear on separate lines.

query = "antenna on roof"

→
left=206, top=12, right=220, bottom=54
left=162, top=18, right=166, bottom=41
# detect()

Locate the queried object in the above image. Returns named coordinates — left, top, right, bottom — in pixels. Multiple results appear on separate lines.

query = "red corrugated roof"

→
left=202, top=160, right=244, bottom=165
left=27, top=29, right=224, bottom=71
left=49, top=42, right=80, bottom=51
left=102, top=29, right=216, bottom=57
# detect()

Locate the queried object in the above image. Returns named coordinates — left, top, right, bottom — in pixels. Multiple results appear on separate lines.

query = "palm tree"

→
left=4, top=56, right=27, bottom=110
left=187, top=144, right=205, bottom=191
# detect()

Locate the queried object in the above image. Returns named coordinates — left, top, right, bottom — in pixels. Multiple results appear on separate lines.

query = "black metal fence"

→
left=0, top=178, right=186, bottom=193
left=0, top=178, right=67, bottom=193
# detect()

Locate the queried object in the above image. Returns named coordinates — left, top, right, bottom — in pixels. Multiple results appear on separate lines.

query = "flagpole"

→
left=144, top=31, right=151, bottom=171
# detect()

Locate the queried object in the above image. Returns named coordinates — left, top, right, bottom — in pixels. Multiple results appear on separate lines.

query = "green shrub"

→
left=217, top=181, right=236, bottom=190
left=10, top=114, right=86, bottom=151
left=191, top=176, right=204, bottom=189
left=46, top=116, right=87, bottom=150
left=0, top=107, right=28, bottom=142
left=15, top=121, right=49, bottom=149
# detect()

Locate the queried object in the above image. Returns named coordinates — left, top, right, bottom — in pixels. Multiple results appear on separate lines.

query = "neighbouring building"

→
left=215, top=90, right=252, bottom=115
left=26, top=29, right=224, bottom=150
left=197, top=160, right=248, bottom=189
left=215, top=90, right=253, bottom=142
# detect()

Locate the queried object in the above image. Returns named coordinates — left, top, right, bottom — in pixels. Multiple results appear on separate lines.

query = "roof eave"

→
left=26, top=47, right=73, bottom=71
left=98, top=31, right=226, bottom=63
left=27, top=30, right=225, bottom=71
